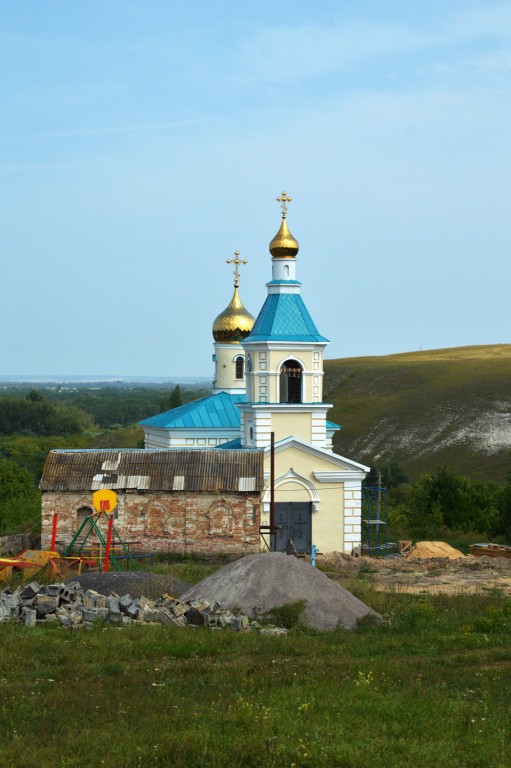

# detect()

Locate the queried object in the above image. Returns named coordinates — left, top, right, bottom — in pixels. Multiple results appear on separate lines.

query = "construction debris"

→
left=470, top=543, right=511, bottom=560
left=0, top=581, right=288, bottom=635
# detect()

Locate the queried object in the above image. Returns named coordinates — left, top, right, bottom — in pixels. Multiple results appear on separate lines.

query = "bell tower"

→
left=239, top=193, right=334, bottom=449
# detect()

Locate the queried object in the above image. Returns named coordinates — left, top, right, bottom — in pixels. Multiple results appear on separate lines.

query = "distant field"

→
left=324, top=344, right=511, bottom=482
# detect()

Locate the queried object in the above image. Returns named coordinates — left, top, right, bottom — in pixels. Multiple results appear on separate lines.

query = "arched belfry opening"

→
left=279, top=359, right=303, bottom=403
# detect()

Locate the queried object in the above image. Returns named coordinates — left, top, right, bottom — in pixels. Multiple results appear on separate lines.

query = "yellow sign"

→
left=92, top=489, right=117, bottom=513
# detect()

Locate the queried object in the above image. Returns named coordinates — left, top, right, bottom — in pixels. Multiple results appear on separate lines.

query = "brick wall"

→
left=41, top=491, right=261, bottom=556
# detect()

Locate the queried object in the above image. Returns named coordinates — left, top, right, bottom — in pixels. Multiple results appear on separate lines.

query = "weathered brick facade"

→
left=41, top=490, right=261, bottom=555
left=40, top=449, right=264, bottom=556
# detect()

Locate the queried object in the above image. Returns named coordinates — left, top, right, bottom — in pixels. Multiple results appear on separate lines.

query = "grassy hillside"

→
left=324, top=344, right=511, bottom=483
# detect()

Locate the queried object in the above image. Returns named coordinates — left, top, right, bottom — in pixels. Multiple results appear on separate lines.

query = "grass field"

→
left=1, top=571, right=510, bottom=768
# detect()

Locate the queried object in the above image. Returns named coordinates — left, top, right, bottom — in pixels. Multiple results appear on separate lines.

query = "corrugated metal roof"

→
left=245, top=294, right=329, bottom=343
left=139, top=392, right=245, bottom=429
left=40, top=449, right=264, bottom=493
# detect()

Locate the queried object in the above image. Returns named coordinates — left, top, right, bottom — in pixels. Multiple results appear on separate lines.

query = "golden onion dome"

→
left=212, top=286, right=255, bottom=343
left=269, top=191, right=299, bottom=258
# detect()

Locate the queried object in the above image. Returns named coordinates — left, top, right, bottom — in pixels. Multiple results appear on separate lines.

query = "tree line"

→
left=366, top=462, right=511, bottom=541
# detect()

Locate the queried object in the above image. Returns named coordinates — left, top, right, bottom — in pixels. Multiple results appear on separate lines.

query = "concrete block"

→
left=158, top=608, right=186, bottom=627
left=35, top=595, right=59, bottom=617
left=24, top=609, right=37, bottom=627
left=47, top=584, right=61, bottom=597
left=170, top=602, right=188, bottom=617
left=119, top=594, right=133, bottom=614
left=108, top=612, right=122, bottom=623
left=138, top=608, right=160, bottom=623
left=96, top=608, right=109, bottom=621
left=70, top=611, right=83, bottom=625
left=230, top=615, right=249, bottom=631
left=80, top=608, right=98, bottom=623
left=108, top=596, right=120, bottom=614
left=58, top=586, right=75, bottom=603
left=21, top=582, right=41, bottom=600
left=127, top=600, right=140, bottom=619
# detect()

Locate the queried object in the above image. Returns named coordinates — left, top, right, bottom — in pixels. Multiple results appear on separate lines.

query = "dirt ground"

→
left=317, top=552, right=511, bottom=594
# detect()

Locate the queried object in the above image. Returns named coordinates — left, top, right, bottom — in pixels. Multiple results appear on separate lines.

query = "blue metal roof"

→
left=326, top=420, right=341, bottom=430
left=245, top=294, right=328, bottom=343
left=217, top=438, right=243, bottom=449
left=139, top=392, right=245, bottom=429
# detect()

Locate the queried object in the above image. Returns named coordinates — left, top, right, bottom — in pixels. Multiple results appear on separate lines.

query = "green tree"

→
left=26, top=389, right=45, bottom=402
left=0, top=458, right=35, bottom=502
left=160, top=385, right=183, bottom=412
left=0, top=458, right=40, bottom=536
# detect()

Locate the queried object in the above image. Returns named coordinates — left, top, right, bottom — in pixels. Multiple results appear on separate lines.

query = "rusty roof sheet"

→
left=40, top=449, right=264, bottom=494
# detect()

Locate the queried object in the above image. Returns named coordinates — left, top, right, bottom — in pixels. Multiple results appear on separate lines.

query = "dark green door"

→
left=274, top=502, right=312, bottom=554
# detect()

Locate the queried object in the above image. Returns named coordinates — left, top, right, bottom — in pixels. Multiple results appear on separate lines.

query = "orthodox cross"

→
left=276, top=191, right=292, bottom=218
left=226, top=250, right=247, bottom=288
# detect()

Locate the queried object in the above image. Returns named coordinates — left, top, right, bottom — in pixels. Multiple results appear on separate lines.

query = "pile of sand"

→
left=406, top=541, right=465, bottom=560
left=180, top=552, right=382, bottom=631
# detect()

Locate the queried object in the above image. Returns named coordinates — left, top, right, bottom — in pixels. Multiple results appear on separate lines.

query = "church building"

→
left=141, top=193, right=369, bottom=554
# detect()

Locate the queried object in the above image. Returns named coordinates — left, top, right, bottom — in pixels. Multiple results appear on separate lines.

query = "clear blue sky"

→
left=1, top=1, right=510, bottom=376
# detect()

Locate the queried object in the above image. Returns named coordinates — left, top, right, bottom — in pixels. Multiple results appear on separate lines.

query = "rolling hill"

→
left=324, top=344, right=511, bottom=483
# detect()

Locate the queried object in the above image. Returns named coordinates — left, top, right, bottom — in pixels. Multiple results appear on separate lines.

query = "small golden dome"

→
left=270, top=191, right=299, bottom=258
left=269, top=217, right=299, bottom=258
left=212, top=286, right=255, bottom=343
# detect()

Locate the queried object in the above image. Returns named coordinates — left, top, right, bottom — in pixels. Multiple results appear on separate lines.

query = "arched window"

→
left=279, top=359, right=303, bottom=403
left=284, top=264, right=290, bottom=277
left=76, top=506, right=92, bottom=528
left=235, top=356, right=244, bottom=380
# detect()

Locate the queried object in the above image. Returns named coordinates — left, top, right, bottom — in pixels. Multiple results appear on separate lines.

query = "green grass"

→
left=324, top=344, right=511, bottom=482
left=1, top=581, right=510, bottom=767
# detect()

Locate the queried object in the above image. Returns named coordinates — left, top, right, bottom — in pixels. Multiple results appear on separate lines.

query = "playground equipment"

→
left=63, top=510, right=139, bottom=573
left=0, top=489, right=140, bottom=581
left=0, top=548, right=97, bottom=582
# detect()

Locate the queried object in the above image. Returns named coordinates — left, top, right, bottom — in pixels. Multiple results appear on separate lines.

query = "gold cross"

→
left=226, top=250, right=247, bottom=288
left=276, top=191, right=292, bottom=218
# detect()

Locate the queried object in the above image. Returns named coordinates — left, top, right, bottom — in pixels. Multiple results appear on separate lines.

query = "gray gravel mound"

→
left=180, top=552, right=382, bottom=631
left=65, top=571, right=191, bottom=600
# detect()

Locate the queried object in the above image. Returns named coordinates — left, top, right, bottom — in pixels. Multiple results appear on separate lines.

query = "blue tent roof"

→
left=245, top=294, right=328, bottom=343
left=139, top=392, right=245, bottom=430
